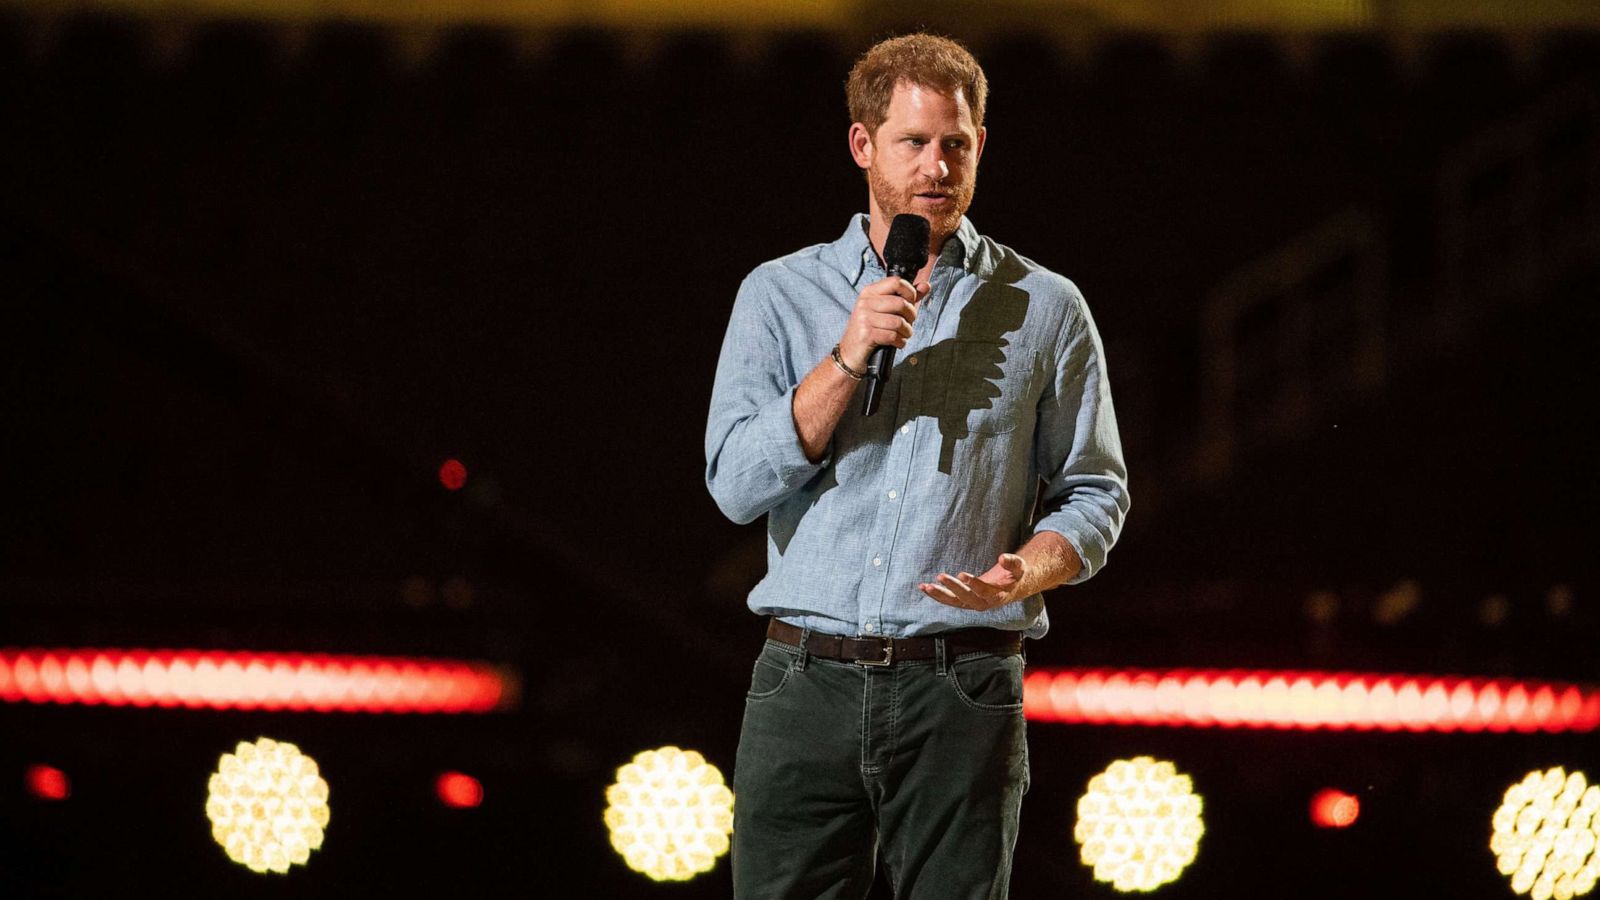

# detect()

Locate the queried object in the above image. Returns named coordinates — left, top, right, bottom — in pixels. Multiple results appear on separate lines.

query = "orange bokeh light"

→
left=1024, top=669, right=1600, bottom=733
left=1310, top=788, right=1360, bottom=828
left=438, top=458, right=468, bottom=491
left=436, top=771, right=484, bottom=809
left=0, top=648, right=515, bottom=715
left=25, top=764, right=70, bottom=801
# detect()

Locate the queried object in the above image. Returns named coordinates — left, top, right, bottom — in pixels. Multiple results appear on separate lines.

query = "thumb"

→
left=915, top=280, right=932, bottom=300
left=999, top=553, right=1024, bottom=572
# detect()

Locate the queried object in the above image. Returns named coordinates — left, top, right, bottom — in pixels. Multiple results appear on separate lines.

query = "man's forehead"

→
left=888, top=79, right=970, bottom=110
left=882, top=80, right=976, bottom=128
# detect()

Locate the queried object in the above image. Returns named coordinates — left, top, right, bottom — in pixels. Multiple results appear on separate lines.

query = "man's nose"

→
left=921, top=150, right=949, bottom=182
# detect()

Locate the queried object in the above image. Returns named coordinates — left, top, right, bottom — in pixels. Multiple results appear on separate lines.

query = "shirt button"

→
left=872, top=557, right=882, bottom=567
left=900, top=425, right=909, bottom=434
left=887, top=490, right=897, bottom=499
left=863, top=622, right=875, bottom=632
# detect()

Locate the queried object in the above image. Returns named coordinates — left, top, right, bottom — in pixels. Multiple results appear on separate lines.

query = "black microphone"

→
left=862, top=213, right=930, bottom=416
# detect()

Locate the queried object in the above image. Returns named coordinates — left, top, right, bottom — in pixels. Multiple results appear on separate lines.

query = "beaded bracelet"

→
left=830, top=345, right=867, bottom=381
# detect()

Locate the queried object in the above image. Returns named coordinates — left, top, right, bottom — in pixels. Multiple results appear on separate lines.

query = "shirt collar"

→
left=830, top=213, right=985, bottom=287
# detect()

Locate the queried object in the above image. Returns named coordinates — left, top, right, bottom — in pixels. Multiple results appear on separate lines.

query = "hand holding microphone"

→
left=837, top=276, right=925, bottom=367
left=843, top=214, right=930, bottom=417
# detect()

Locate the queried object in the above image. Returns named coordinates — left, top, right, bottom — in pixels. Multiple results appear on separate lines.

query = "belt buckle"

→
left=858, top=637, right=893, bottom=667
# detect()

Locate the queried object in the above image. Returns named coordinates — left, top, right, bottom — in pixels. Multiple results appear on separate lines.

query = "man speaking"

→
left=705, top=32, right=1130, bottom=898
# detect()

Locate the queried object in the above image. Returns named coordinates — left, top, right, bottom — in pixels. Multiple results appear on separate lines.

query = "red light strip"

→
left=1023, top=669, right=1600, bottom=733
left=0, top=648, right=516, bottom=714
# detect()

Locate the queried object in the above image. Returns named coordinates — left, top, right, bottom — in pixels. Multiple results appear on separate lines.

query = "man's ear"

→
left=974, top=125, right=987, bottom=164
left=848, top=122, right=874, bottom=169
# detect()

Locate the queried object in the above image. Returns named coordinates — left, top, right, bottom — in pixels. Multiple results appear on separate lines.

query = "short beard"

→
left=866, top=160, right=974, bottom=245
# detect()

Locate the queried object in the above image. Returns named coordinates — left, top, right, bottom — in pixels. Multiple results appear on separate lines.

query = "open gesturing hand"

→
left=919, top=553, right=1027, bottom=612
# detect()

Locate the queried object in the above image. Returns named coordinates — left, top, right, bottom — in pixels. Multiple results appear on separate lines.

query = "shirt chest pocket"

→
left=939, top=340, right=1038, bottom=436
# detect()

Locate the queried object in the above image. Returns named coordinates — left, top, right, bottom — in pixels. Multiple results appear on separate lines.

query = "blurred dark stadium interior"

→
left=2, top=0, right=1599, bottom=896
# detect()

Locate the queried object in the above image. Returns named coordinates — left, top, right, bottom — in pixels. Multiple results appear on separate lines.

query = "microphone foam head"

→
left=884, top=213, right=931, bottom=276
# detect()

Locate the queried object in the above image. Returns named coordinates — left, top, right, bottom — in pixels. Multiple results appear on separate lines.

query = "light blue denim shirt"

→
left=705, top=214, right=1129, bottom=639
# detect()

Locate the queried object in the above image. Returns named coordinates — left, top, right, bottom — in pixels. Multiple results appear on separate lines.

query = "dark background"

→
left=2, top=8, right=1598, bottom=897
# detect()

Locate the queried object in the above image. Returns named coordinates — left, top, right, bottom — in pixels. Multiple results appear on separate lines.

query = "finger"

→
left=943, top=572, right=998, bottom=608
left=870, top=307, right=921, bottom=329
left=879, top=315, right=913, bottom=338
left=865, top=324, right=910, bottom=347
left=869, top=329, right=910, bottom=348
left=919, top=581, right=967, bottom=608
left=866, top=297, right=918, bottom=325
left=872, top=302, right=919, bottom=328
left=870, top=277, right=918, bottom=304
left=867, top=313, right=908, bottom=333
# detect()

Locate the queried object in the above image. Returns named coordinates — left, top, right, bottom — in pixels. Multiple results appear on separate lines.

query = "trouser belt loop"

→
left=935, top=636, right=949, bottom=677
left=795, top=626, right=810, bottom=671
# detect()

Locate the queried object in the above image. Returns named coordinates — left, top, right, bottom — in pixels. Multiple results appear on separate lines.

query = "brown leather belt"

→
left=766, top=618, right=1022, bottom=666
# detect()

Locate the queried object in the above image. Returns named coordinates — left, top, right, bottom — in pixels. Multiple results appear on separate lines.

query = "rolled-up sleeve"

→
left=1031, top=280, right=1130, bottom=583
left=705, top=273, right=829, bottom=525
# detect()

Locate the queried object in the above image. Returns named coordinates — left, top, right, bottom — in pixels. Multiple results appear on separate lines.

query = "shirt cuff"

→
left=758, top=384, right=830, bottom=487
left=1034, top=514, right=1104, bottom=585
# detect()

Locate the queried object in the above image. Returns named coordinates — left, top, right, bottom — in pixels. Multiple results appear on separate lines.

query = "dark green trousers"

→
left=731, top=635, right=1029, bottom=899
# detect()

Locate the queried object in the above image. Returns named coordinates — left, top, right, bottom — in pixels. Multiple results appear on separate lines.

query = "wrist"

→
left=836, top=341, right=873, bottom=373
left=830, top=345, right=868, bottom=381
